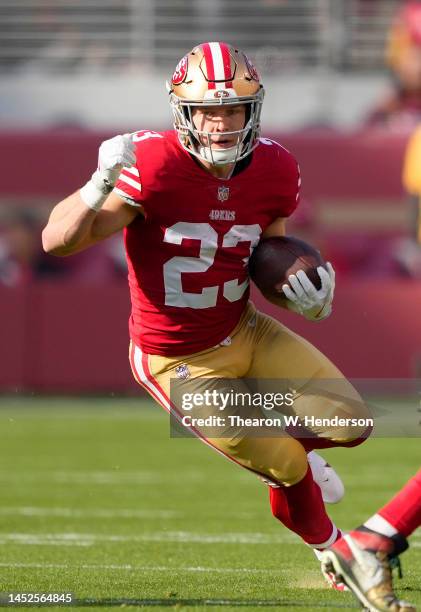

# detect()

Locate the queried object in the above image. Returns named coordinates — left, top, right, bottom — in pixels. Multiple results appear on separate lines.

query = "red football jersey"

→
left=115, top=130, right=300, bottom=356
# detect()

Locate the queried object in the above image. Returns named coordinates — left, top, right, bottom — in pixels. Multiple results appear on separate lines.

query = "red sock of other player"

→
left=269, top=466, right=339, bottom=547
left=364, top=469, right=421, bottom=539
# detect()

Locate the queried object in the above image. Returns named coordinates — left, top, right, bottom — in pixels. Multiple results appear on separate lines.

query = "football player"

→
left=321, top=468, right=421, bottom=611
left=42, top=42, right=371, bottom=583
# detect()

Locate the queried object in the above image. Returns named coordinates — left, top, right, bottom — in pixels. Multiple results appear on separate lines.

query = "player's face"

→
left=191, top=105, right=246, bottom=150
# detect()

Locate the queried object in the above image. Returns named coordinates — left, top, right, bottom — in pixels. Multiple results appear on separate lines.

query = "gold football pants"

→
left=130, top=303, right=369, bottom=487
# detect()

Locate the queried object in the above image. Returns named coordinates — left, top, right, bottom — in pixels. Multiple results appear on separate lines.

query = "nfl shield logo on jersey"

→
left=175, top=363, right=190, bottom=379
left=217, top=186, right=230, bottom=202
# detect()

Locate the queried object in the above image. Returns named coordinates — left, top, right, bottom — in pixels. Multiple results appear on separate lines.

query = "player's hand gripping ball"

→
left=248, top=236, right=335, bottom=320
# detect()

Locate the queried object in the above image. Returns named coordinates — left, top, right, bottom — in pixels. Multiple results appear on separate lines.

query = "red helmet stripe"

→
left=202, top=42, right=216, bottom=89
left=219, top=42, right=233, bottom=88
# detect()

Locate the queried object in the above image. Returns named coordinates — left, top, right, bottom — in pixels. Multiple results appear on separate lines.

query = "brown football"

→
left=248, top=236, right=326, bottom=298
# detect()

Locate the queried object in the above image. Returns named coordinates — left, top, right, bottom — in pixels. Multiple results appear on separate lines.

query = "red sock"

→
left=269, top=466, right=336, bottom=546
left=378, top=469, right=421, bottom=538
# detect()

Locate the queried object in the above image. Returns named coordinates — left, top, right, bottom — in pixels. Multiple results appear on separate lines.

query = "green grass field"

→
left=0, top=397, right=419, bottom=611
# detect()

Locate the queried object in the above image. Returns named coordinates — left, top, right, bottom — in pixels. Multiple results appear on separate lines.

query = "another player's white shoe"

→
left=308, top=451, right=345, bottom=504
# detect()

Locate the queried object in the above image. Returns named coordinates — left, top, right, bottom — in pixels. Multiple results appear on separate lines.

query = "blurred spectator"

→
left=394, top=122, right=421, bottom=276
left=367, top=1, right=421, bottom=129
left=0, top=211, right=57, bottom=286
left=0, top=210, right=128, bottom=286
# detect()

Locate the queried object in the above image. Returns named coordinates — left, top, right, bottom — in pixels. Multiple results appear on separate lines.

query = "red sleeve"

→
left=114, top=164, right=143, bottom=203
left=282, top=158, right=300, bottom=218
left=276, top=146, right=300, bottom=218
left=260, top=138, right=301, bottom=218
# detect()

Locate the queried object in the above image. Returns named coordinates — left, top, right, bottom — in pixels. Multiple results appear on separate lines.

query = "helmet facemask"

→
left=169, top=92, right=264, bottom=165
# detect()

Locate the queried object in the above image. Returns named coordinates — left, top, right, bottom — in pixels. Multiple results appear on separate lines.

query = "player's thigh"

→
left=153, top=358, right=307, bottom=486
left=249, top=310, right=344, bottom=380
left=248, top=311, right=370, bottom=441
left=133, top=346, right=307, bottom=486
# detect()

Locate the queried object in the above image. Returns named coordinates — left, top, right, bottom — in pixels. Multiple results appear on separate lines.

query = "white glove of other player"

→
left=282, top=262, right=335, bottom=321
left=80, top=133, right=136, bottom=211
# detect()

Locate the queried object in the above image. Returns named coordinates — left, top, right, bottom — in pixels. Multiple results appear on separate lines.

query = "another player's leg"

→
left=367, top=468, right=421, bottom=539
left=321, top=470, right=421, bottom=611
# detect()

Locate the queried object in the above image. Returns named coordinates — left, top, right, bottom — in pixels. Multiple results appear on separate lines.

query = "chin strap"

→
left=198, top=144, right=240, bottom=165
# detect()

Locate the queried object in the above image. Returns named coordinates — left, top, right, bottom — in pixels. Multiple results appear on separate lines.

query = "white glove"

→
left=81, top=133, right=136, bottom=211
left=282, top=262, right=335, bottom=321
left=97, top=133, right=136, bottom=188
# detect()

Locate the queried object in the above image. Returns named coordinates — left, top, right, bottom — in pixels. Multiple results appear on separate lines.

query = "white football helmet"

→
left=168, top=42, right=265, bottom=165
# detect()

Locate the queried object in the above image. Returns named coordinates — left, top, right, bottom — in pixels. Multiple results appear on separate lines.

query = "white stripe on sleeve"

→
left=125, top=166, right=140, bottom=177
left=119, top=173, right=142, bottom=192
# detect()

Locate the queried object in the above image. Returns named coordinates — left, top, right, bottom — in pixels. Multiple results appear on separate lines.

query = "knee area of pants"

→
left=330, top=400, right=372, bottom=442
left=340, top=397, right=371, bottom=421
left=268, top=442, right=308, bottom=486
left=332, top=428, right=372, bottom=446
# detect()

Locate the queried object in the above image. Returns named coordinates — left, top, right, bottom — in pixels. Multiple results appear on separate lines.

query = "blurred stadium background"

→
left=1, top=0, right=421, bottom=392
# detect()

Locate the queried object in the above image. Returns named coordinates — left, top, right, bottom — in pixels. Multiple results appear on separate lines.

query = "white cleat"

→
left=308, top=451, right=345, bottom=504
